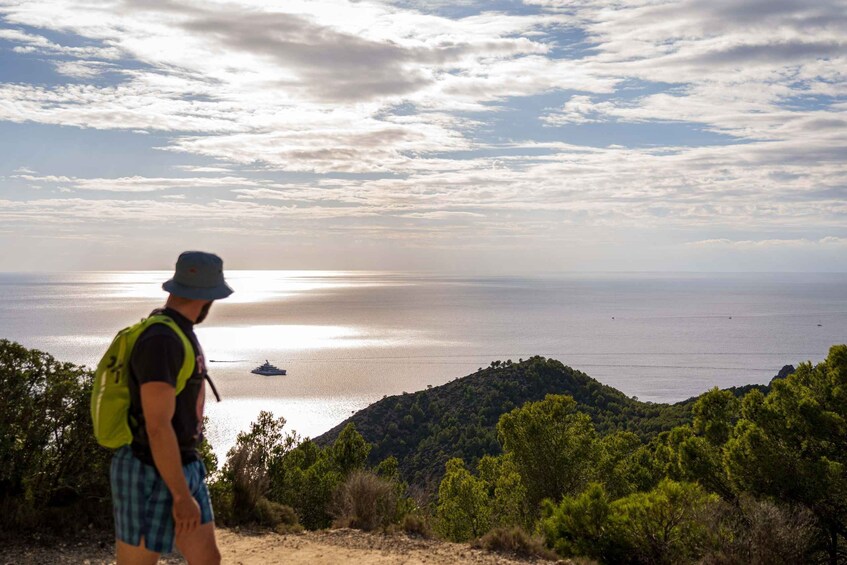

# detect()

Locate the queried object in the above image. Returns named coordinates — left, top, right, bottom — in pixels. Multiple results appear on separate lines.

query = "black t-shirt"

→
left=128, top=308, right=207, bottom=465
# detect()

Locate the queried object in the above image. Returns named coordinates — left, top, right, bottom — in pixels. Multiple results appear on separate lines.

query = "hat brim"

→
left=162, top=279, right=234, bottom=300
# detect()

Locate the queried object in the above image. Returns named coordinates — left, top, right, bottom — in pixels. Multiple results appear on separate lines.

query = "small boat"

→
left=251, top=360, right=287, bottom=376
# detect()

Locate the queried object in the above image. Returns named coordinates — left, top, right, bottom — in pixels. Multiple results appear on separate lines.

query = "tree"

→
left=436, top=458, right=491, bottom=541
left=329, top=423, right=371, bottom=475
left=725, top=345, right=847, bottom=565
left=497, top=394, right=599, bottom=510
left=477, top=454, right=531, bottom=530
left=597, top=431, right=655, bottom=499
left=654, top=389, right=741, bottom=502
left=692, top=387, right=739, bottom=445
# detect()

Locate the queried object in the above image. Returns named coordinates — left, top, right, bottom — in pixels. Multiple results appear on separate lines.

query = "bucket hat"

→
left=162, top=251, right=234, bottom=300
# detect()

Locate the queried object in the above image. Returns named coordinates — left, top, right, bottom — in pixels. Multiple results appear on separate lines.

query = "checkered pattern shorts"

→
left=110, top=446, right=214, bottom=554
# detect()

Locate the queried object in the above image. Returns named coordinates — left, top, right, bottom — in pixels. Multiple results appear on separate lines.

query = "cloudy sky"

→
left=0, top=0, right=845, bottom=272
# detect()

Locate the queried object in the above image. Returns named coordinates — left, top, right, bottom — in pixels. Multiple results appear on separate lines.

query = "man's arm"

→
left=140, top=381, right=201, bottom=536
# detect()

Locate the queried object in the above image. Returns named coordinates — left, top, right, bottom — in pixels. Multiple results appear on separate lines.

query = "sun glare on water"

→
left=96, top=269, right=388, bottom=304
left=196, top=324, right=398, bottom=358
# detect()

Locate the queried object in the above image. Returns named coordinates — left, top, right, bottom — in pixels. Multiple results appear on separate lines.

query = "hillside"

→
left=315, top=356, right=776, bottom=492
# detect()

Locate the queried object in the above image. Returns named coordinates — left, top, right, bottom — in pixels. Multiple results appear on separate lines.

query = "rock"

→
left=772, top=364, right=795, bottom=383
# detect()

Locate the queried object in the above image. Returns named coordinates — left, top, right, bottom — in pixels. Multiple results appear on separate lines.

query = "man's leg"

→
left=175, top=522, right=221, bottom=565
left=112, top=447, right=161, bottom=565
left=116, top=537, right=160, bottom=565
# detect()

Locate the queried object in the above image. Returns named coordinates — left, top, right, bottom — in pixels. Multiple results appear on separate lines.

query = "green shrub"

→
left=0, top=340, right=112, bottom=534
left=210, top=415, right=377, bottom=531
left=227, top=439, right=271, bottom=524
left=540, top=483, right=613, bottom=562
left=269, top=425, right=371, bottom=530
left=207, top=477, right=234, bottom=525
left=254, top=498, right=302, bottom=533
left=542, top=480, right=717, bottom=564
left=608, top=479, right=717, bottom=565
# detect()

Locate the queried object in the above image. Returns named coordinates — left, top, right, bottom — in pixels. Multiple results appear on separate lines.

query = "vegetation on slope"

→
left=9, top=335, right=839, bottom=565
left=432, top=347, right=847, bottom=564
left=316, top=356, right=772, bottom=491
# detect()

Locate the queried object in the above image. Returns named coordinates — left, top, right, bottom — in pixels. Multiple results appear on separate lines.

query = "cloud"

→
left=542, top=94, right=616, bottom=125
left=174, top=165, right=234, bottom=173
left=687, top=237, right=847, bottom=249
left=0, top=0, right=845, bottom=270
left=400, top=211, right=487, bottom=219
left=53, top=60, right=115, bottom=78
left=13, top=173, right=266, bottom=192
left=0, top=0, right=608, bottom=171
left=0, top=27, right=122, bottom=59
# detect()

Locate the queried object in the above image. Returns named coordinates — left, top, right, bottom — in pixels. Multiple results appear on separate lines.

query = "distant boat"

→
left=251, top=360, right=287, bottom=376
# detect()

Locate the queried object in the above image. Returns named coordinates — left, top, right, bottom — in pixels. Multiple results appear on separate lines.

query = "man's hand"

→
left=173, top=494, right=201, bottom=536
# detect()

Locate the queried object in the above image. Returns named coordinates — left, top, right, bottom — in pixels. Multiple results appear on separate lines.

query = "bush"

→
left=540, top=483, right=613, bottom=562
left=254, top=498, right=302, bottom=533
left=210, top=416, right=378, bottom=531
left=397, top=512, right=433, bottom=538
left=0, top=340, right=112, bottom=534
left=699, top=496, right=816, bottom=565
left=207, top=477, right=235, bottom=525
left=542, top=479, right=717, bottom=564
left=472, top=526, right=558, bottom=561
left=331, top=470, right=400, bottom=531
left=609, top=479, right=717, bottom=565
left=212, top=411, right=299, bottom=527
left=227, top=439, right=271, bottom=523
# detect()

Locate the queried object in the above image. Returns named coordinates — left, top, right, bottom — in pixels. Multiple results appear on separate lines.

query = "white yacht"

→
left=251, top=360, right=287, bottom=376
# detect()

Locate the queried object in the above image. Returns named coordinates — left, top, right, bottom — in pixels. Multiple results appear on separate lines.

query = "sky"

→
left=0, top=0, right=845, bottom=273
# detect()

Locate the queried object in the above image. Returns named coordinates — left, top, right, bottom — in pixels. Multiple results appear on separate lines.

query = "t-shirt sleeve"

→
left=131, top=329, right=184, bottom=387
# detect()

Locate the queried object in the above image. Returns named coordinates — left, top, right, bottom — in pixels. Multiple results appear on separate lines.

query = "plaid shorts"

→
left=110, top=446, right=214, bottom=554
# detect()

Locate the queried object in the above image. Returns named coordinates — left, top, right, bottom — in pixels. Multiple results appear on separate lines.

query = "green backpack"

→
left=91, top=314, right=194, bottom=449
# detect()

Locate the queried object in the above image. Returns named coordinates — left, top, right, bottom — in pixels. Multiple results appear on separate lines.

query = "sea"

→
left=2, top=271, right=845, bottom=460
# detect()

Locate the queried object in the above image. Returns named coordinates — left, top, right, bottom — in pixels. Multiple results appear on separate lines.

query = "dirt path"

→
left=1, top=528, right=565, bottom=564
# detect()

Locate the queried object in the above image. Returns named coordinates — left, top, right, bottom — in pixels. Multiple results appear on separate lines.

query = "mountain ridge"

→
left=315, top=356, right=782, bottom=492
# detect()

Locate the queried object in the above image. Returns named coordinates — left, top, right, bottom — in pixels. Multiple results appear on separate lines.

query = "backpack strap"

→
left=143, top=314, right=195, bottom=395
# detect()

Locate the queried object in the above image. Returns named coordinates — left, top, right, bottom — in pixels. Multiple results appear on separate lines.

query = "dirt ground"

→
left=0, top=528, right=569, bottom=564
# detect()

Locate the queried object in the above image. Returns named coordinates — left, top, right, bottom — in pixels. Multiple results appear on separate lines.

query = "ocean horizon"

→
left=2, top=270, right=845, bottom=459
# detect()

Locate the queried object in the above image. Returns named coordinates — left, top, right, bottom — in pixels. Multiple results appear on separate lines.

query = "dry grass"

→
left=331, top=470, right=400, bottom=531
left=471, top=526, right=560, bottom=561
left=398, top=513, right=434, bottom=538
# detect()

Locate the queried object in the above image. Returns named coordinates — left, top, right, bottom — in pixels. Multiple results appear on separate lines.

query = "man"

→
left=111, top=251, right=232, bottom=564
